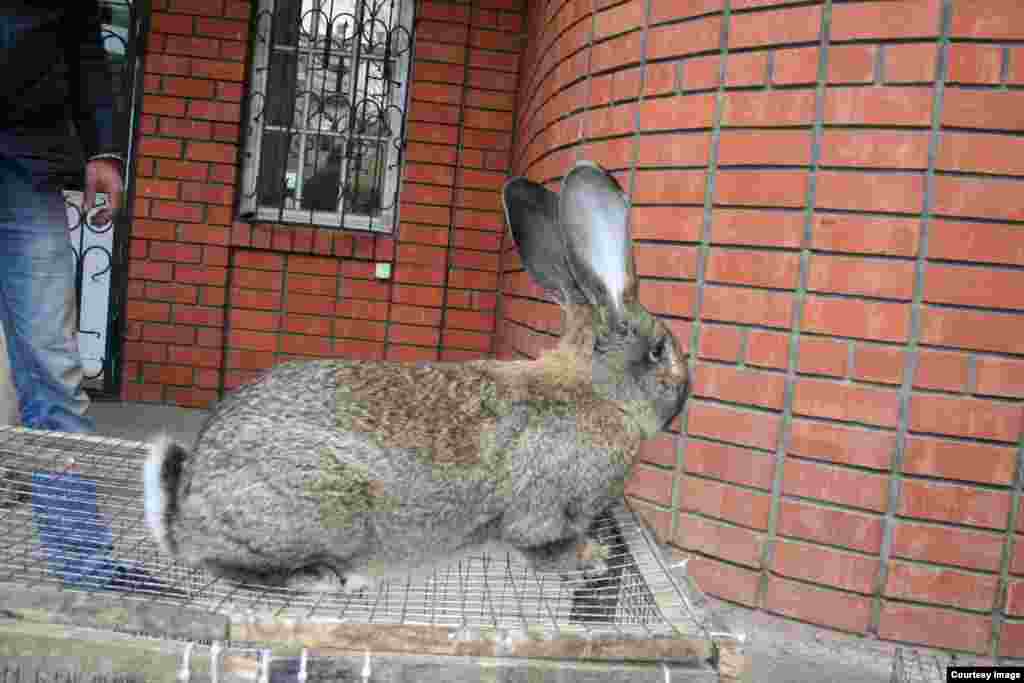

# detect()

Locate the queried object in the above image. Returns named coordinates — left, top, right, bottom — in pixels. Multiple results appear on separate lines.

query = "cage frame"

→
left=0, top=425, right=748, bottom=681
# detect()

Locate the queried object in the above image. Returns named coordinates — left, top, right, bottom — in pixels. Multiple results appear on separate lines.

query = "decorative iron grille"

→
left=67, top=190, right=116, bottom=390
left=70, top=0, right=148, bottom=397
left=239, top=0, right=415, bottom=233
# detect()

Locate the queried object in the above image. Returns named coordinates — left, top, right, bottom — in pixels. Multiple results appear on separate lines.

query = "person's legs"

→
left=0, top=152, right=115, bottom=588
left=0, top=153, right=180, bottom=595
left=0, top=154, right=93, bottom=434
left=0, top=323, right=21, bottom=427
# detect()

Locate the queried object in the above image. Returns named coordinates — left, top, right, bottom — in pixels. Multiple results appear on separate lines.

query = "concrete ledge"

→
left=0, top=582, right=229, bottom=642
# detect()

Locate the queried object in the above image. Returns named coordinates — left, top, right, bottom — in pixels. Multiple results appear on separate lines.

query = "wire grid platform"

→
left=0, top=425, right=719, bottom=647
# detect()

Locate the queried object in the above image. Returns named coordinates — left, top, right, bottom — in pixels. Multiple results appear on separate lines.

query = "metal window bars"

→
left=238, top=0, right=414, bottom=233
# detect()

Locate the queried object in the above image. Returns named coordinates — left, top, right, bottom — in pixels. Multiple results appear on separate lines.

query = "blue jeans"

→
left=0, top=151, right=94, bottom=434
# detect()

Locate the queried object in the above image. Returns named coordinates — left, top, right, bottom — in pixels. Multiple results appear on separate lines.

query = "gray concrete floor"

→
left=87, top=399, right=986, bottom=682
left=90, top=398, right=209, bottom=446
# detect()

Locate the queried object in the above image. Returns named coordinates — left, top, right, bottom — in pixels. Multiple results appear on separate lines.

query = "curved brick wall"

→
left=498, top=0, right=1024, bottom=657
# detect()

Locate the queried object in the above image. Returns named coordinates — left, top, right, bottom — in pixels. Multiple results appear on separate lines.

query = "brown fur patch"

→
left=503, top=331, right=644, bottom=461
left=558, top=303, right=600, bottom=359
left=334, top=303, right=648, bottom=468
left=366, top=478, right=388, bottom=499
left=336, top=361, right=509, bottom=465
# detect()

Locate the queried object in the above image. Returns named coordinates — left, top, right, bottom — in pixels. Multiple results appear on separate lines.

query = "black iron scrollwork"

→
left=67, top=191, right=116, bottom=384
left=67, top=0, right=140, bottom=390
left=240, top=0, right=414, bottom=232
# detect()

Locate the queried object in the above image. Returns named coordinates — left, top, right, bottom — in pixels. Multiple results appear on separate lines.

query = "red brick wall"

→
left=125, top=0, right=525, bottom=404
left=500, top=0, right=1024, bottom=657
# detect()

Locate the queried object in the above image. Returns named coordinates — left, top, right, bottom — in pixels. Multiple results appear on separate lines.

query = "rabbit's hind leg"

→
left=282, top=564, right=346, bottom=593
left=201, top=560, right=295, bottom=589
left=285, top=561, right=377, bottom=594
left=200, top=559, right=357, bottom=594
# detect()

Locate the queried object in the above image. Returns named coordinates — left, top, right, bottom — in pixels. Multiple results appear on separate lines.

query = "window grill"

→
left=239, top=0, right=414, bottom=233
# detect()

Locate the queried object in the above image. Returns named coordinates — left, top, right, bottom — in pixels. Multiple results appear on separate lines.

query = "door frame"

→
left=80, top=0, right=151, bottom=400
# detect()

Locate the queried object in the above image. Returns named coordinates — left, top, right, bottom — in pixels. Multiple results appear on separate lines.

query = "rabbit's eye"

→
left=648, top=338, right=666, bottom=364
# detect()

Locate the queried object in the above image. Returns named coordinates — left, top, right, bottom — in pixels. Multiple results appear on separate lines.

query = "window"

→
left=239, top=0, right=414, bottom=232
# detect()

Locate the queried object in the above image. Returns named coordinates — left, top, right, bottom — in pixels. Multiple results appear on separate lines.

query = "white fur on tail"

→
left=144, top=434, right=176, bottom=556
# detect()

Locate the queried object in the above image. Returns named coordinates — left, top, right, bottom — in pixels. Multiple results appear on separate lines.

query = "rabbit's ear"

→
left=503, top=176, right=588, bottom=305
left=558, top=161, right=637, bottom=318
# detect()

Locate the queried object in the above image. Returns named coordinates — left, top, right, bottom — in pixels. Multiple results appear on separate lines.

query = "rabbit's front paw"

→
left=575, top=539, right=610, bottom=579
left=551, top=538, right=611, bottom=581
left=340, top=573, right=376, bottom=594
left=517, top=535, right=609, bottom=579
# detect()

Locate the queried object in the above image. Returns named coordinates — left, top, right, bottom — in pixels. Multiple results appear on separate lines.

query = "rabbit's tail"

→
left=143, top=434, right=188, bottom=557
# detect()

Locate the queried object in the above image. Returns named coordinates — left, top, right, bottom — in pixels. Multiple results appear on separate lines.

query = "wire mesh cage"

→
left=0, top=426, right=744, bottom=680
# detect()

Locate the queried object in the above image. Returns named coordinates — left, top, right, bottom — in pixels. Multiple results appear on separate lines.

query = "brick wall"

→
left=126, top=0, right=525, bottom=405
left=500, top=0, right=1024, bottom=657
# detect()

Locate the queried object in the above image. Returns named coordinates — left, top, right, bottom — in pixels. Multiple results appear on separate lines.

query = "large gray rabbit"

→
left=143, top=160, right=689, bottom=593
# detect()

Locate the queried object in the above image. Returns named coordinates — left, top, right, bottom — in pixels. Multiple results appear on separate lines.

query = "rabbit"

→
left=143, top=160, right=689, bottom=593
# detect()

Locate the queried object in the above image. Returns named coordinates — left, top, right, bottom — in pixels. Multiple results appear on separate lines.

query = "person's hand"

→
left=84, top=158, right=124, bottom=226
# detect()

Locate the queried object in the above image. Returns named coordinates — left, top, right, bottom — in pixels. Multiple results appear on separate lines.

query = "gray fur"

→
left=144, top=160, right=689, bottom=592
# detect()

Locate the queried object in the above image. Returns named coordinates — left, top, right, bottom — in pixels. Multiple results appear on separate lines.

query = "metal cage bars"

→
left=0, top=425, right=713, bottom=642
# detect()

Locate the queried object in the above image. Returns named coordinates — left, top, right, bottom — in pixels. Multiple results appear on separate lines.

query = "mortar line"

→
left=576, top=0, right=598, bottom=165
left=277, top=245, right=289, bottom=363
left=381, top=1, right=421, bottom=361
left=679, top=0, right=730, bottom=552
left=510, top=0, right=537, bottom=174
left=994, top=425, right=1024, bottom=661
left=737, top=327, right=749, bottom=369
left=491, top=0, right=531, bottom=361
left=427, top=0, right=475, bottom=363
left=869, top=0, right=952, bottom=637
left=217, top=246, right=237, bottom=401
left=334, top=232, right=344, bottom=362
left=991, top=28, right=1024, bottom=651
left=623, top=0, right=670, bottom=533
left=756, top=0, right=831, bottom=608
left=845, top=339, right=856, bottom=380
left=966, top=353, right=978, bottom=395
